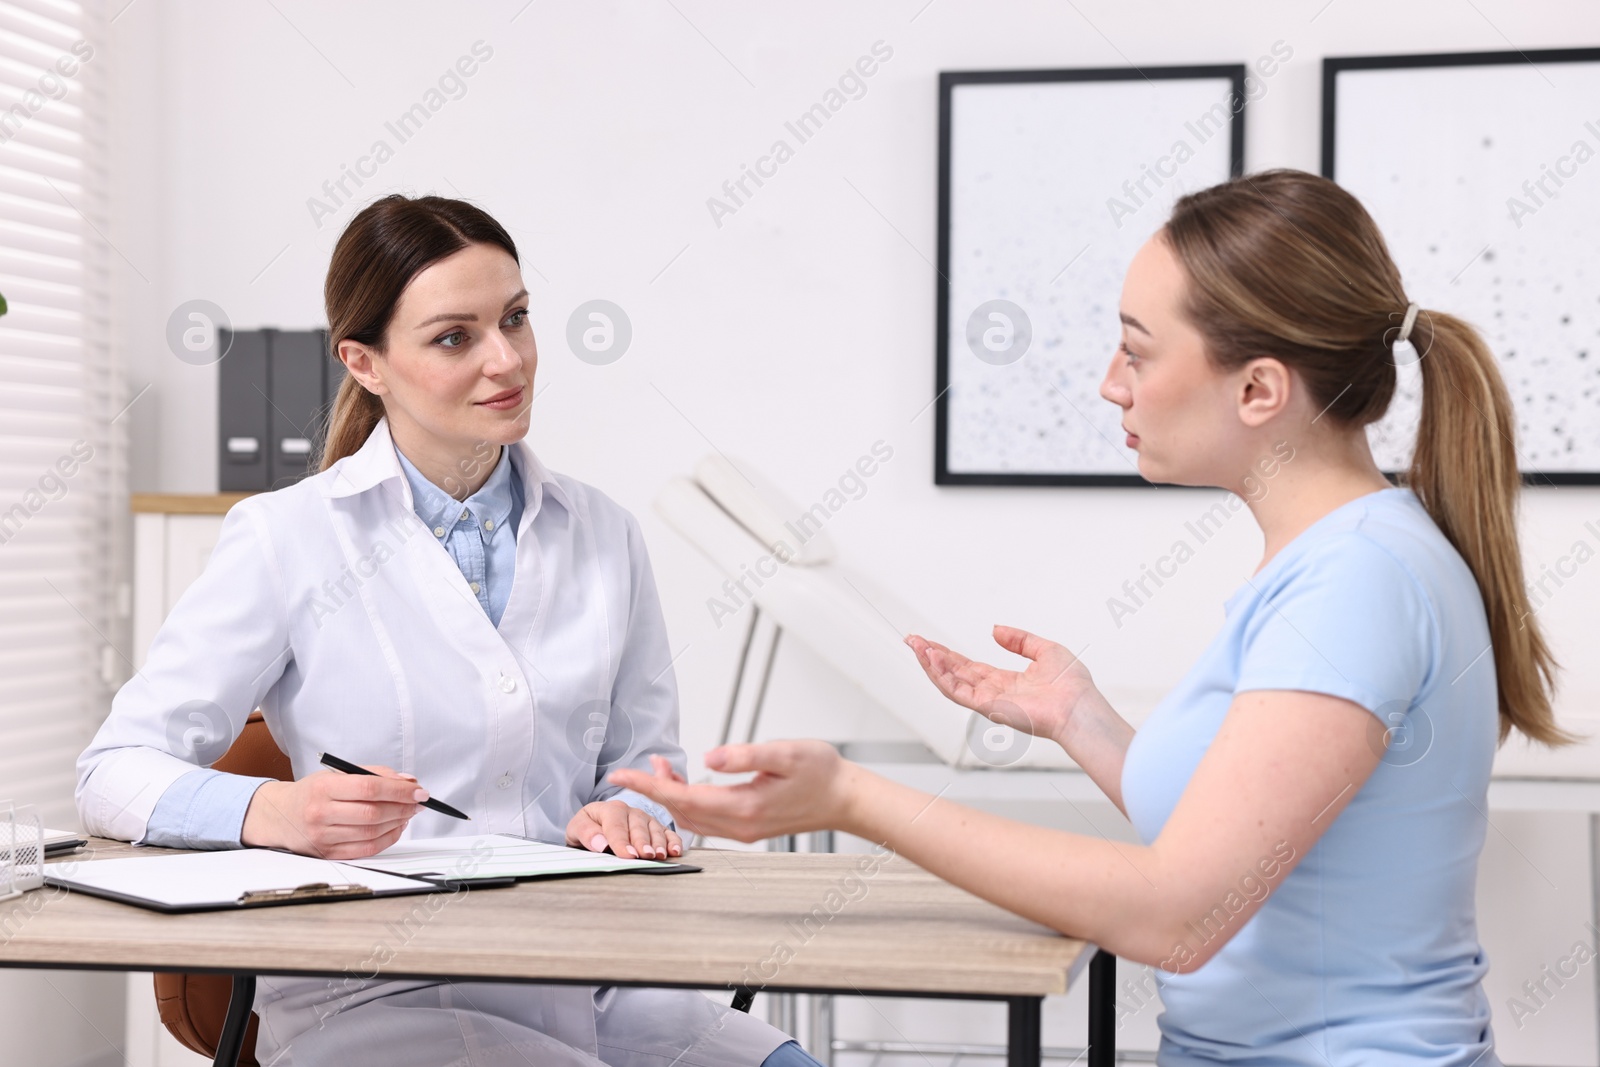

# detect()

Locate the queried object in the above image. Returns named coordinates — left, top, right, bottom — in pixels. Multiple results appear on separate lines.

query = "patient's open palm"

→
left=905, top=625, right=1094, bottom=743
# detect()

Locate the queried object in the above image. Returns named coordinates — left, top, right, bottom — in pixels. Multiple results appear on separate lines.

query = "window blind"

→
left=0, top=0, right=120, bottom=829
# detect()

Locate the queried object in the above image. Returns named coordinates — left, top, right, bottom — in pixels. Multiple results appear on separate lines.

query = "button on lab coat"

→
left=73, top=418, right=764, bottom=1061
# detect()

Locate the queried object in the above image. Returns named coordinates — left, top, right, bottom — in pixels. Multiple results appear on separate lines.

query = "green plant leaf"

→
left=0, top=292, right=7, bottom=317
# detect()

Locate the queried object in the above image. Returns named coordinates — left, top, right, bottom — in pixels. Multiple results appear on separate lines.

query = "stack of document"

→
left=351, top=834, right=694, bottom=881
left=42, top=828, right=87, bottom=856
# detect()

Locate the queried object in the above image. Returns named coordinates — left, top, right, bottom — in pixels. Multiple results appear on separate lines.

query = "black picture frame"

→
left=934, top=64, right=1246, bottom=487
left=1323, top=46, right=1600, bottom=487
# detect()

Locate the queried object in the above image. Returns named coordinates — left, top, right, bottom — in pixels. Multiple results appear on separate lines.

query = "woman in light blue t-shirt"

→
left=614, top=168, right=1575, bottom=1065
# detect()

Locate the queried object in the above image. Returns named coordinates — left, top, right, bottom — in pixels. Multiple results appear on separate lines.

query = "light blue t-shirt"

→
left=1121, top=486, right=1501, bottom=1066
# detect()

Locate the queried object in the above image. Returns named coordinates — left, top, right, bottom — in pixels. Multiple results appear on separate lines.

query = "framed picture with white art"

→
left=934, top=62, right=1249, bottom=486
left=1324, top=47, right=1600, bottom=485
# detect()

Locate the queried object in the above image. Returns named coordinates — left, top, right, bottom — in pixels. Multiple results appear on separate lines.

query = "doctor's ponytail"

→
left=319, top=194, right=521, bottom=470
left=1162, top=169, right=1571, bottom=749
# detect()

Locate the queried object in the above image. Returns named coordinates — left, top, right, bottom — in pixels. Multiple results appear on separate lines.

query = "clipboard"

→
left=44, top=847, right=446, bottom=913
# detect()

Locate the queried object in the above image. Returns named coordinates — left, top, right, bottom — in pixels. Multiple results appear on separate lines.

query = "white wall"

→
left=96, top=1, right=1600, bottom=1063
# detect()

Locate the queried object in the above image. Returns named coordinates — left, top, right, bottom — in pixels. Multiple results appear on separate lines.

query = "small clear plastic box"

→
left=0, top=800, right=44, bottom=901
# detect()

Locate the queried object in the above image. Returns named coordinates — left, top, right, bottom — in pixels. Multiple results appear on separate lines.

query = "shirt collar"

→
left=319, top=415, right=571, bottom=518
left=394, top=441, right=520, bottom=536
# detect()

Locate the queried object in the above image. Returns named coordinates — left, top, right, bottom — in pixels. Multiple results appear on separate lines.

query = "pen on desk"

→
left=318, top=752, right=471, bottom=821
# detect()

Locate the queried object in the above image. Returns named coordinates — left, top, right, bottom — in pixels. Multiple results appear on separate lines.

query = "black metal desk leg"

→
left=1088, top=949, right=1116, bottom=1067
left=1007, top=996, right=1042, bottom=1067
left=213, top=973, right=256, bottom=1067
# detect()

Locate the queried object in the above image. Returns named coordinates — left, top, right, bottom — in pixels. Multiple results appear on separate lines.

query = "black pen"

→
left=318, top=752, right=471, bottom=821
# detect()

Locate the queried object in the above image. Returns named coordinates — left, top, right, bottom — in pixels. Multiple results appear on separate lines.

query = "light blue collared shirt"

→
left=394, top=444, right=524, bottom=628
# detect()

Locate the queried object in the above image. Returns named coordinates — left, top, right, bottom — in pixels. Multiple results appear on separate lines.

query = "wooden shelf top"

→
left=131, top=493, right=256, bottom=515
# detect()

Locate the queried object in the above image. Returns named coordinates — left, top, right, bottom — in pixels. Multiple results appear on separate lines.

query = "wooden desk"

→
left=3, top=839, right=1113, bottom=1067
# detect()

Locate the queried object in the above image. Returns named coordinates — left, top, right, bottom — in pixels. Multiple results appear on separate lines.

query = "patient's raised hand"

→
left=903, top=625, right=1097, bottom=747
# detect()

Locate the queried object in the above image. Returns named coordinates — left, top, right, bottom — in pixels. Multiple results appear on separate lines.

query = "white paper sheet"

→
left=347, top=834, right=672, bottom=880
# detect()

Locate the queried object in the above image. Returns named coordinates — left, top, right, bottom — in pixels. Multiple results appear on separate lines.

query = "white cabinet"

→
left=132, top=507, right=235, bottom=666
left=126, top=496, right=250, bottom=1067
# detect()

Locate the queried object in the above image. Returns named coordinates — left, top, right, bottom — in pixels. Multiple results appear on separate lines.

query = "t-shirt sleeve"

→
left=1234, top=533, right=1436, bottom=720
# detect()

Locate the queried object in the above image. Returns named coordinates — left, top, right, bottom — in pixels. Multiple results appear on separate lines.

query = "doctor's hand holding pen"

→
left=241, top=763, right=428, bottom=860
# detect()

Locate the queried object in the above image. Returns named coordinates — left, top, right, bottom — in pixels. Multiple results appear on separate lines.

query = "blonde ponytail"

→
left=1405, top=310, right=1572, bottom=745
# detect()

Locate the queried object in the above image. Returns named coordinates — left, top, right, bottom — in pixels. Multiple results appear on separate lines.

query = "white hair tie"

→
left=1396, top=302, right=1420, bottom=344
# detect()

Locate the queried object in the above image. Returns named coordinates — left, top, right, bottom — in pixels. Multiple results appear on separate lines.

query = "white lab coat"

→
left=76, top=417, right=788, bottom=1066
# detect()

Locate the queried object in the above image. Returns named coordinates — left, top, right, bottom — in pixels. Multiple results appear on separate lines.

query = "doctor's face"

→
left=361, top=242, right=536, bottom=455
left=1098, top=233, right=1252, bottom=488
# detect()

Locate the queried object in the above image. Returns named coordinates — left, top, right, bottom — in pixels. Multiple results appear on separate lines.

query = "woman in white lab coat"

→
left=76, top=195, right=820, bottom=1067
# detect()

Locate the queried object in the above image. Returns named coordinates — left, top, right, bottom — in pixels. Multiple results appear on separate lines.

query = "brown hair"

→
left=318, top=194, right=520, bottom=469
left=1162, top=168, right=1570, bottom=747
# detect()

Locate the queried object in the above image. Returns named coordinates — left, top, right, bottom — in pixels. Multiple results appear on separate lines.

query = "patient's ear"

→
left=1237, top=356, right=1292, bottom=428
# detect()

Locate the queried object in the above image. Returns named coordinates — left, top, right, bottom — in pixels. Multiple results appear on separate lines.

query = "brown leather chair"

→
left=153, top=709, right=293, bottom=1066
